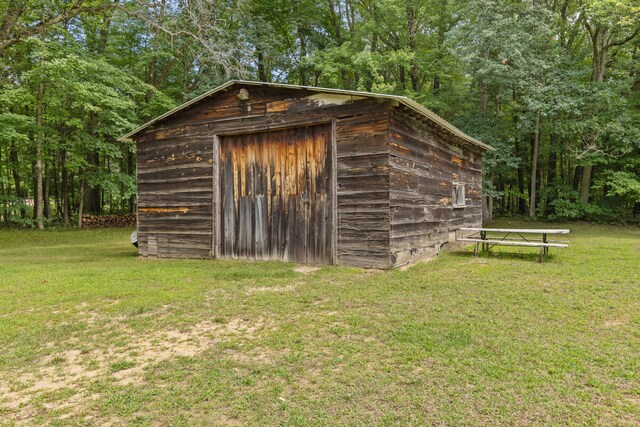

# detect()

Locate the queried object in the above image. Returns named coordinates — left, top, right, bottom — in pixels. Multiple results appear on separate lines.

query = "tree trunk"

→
left=398, top=65, right=406, bottom=88
left=488, top=152, right=496, bottom=222
left=529, top=111, right=540, bottom=217
left=433, top=0, right=447, bottom=95
left=257, top=48, right=268, bottom=82
left=580, top=164, right=592, bottom=204
left=410, top=65, right=419, bottom=92
left=35, top=81, right=45, bottom=229
left=479, top=51, right=489, bottom=113
left=572, top=165, right=582, bottom=192
left=590, top=26, right=607, bottom=84
left=96, top=0, right=117, bottom=54
left=62, top=150, right=69, bottom=226
left=128, top=149, right=135, bottom=214
left=44, top=161, right=51, bottom=220
left=9, top=143, right=25, bottom=218
left=0, top=0, right=26, bottom=56
left=480, top=81, right=488, bottom=113
left=53, top=156, right=60, bottom=221
left=0, top=147, right=5, bottom=225
left=4, top=146, right=12, bottom=224
left=406, top=4, right=419, bottom=92
left=182, top=52, right=190, bottom=101
left=86, top=151, right=100, bottom=214
left=517, top=167, right=526, bottom=215
left=32, top=161, right=37, bottom=221
left=482, top=196, right=489, bottom=223
left=545, top=131, right=559, bottom=215
left=548, top=132, right=558, bottom=183
left=515, top=133, right=527, bottom=215
left=298, top=24, right=308, bottom=86
left=78, top=178, right=85, bottom=229
left=580, top=24, right=608, bottom=203
left=145, top=0, right=165, bottom=101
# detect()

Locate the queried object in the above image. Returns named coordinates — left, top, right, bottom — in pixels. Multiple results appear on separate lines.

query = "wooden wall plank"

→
left=218, top=124, right=332, bottom=264
left=388, top=106, right=484, bottom=266
left=135, top=84, right=397, bottom=268
left=135, top=128, right=214, bottom=258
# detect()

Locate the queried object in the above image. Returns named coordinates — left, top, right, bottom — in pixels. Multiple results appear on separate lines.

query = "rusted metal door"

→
left=218, top=124, right=332, bottom=263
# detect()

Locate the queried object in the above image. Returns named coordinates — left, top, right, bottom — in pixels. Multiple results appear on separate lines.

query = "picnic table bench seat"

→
left=456, top=237, right=568, bottom=248
left=457, top=227, right=569, bottom=262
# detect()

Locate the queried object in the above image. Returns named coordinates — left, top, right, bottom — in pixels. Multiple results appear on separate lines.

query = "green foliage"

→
left=548, top=186, right=589, bottom=220
left=0, top=0, right=638, bottom=226
left=0, top=26, right=174, bottom=225
left=546, top=184, right=631, bottom=223
left=593, top=170, right=640, bottom=205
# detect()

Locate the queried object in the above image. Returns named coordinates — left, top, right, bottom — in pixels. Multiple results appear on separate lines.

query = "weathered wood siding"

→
left=136, top=128, right=214, bottom=258
left=135, top=84, right=391, bottom=268
left=335, top=113, right=390, bottom=268
left=218, top=125, right=332, bottom=263
left=389, top=107, right=483, bottom=266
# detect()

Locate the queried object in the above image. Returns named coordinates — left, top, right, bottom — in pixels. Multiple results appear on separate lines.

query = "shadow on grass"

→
left=106, top=250, right=139, bottom=259
left=450, top=248, right=558, bottom=263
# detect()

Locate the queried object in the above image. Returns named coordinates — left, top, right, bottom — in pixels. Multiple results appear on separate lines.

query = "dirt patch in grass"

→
left=0, top=313, right=270, bottom=421
left=294, top=265, right=321, bottom=274
left=224, top=346, right=289, bottom=365
left=2, top=223, right=640, bottom=425
left=247, top=283, right=299, bottom=294
left=246, top=277, right=311, bottom=294
left=602, top=315, right=630, bottom=328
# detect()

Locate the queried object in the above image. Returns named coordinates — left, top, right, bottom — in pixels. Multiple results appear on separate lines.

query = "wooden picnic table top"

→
left=459, top=227, right=570, bottom=234
left=457, top=237, right=568, bottom=248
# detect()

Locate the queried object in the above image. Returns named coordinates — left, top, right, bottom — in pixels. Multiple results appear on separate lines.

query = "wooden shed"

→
left=119, top=80, right=494, bottom=268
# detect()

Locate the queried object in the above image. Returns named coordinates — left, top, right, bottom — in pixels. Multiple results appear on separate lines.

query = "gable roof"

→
left=118, top=80, right=494, bottom=151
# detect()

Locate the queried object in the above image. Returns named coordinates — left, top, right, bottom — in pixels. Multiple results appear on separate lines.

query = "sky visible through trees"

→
left=0, top=0, right=638, bottom=228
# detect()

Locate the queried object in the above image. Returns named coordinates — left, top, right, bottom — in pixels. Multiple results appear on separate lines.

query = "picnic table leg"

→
left=474, top=242, right=479, bottom=257
left=543, top=233, right=549, bottom=255
left=481, top=231, right=486, bottom=251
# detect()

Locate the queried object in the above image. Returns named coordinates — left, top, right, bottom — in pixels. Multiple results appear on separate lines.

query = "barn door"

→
left=218, top=124, right=332, bottom=263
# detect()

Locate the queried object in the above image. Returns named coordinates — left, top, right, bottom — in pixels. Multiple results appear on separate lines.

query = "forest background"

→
left=0, top=0, right=638, bottom=229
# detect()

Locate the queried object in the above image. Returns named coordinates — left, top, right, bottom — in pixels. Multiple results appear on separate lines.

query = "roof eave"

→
left=117, top=80, right=239, bottom=142
left=117, top=79, right=494, bottom=151
left=399, top=98, right=495, bottom=151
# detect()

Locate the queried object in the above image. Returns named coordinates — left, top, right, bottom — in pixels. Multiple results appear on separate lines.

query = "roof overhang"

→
left=118, top=80, right=494, bottom=152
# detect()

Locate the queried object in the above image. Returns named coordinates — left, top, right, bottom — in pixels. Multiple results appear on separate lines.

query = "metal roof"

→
left=118, top=79, right=494, bottom=151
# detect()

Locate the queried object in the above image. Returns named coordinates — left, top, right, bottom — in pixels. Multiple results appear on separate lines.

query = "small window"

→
left=452, top=183, right=465, bottom=208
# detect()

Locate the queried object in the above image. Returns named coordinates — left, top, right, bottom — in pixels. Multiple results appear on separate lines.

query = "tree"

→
left=0, top=0, right=119, bottom=55
left=1, top=0, right=639, bottom=227
left=579, top=0, right=640, bottom=203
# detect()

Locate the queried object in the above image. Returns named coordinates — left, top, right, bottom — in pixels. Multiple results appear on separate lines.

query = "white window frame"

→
left=452, top=183, right=465, bottom=208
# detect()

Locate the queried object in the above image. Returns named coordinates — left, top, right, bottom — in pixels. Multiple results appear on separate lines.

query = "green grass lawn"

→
left=0, top=220, right=639, bottom=425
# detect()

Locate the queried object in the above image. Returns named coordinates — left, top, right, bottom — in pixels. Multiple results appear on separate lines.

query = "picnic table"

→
left=457, top=227, right=570, bottom=262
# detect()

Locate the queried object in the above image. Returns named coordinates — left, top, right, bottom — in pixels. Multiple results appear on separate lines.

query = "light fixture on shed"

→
left=237, top=88, right=249, bottom=101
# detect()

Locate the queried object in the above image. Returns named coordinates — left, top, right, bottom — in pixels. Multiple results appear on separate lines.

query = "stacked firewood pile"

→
left=81, top=214, right=136, bottom=229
